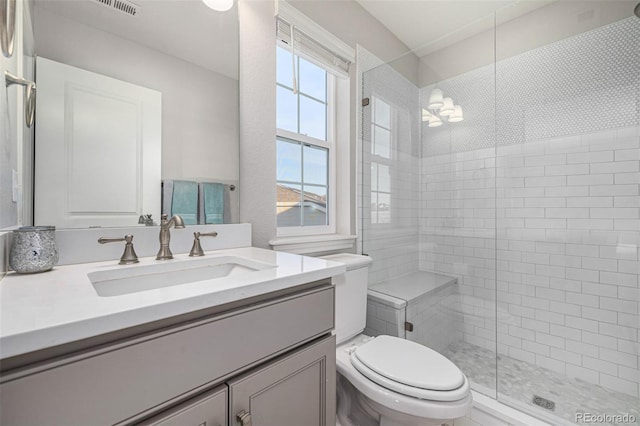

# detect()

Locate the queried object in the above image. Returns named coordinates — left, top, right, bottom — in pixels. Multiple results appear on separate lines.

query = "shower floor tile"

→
left=442, top=341, right=639, bottom=426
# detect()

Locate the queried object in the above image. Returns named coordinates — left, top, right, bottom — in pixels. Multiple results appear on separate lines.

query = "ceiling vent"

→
left=93, top=0, right=140, bottom=17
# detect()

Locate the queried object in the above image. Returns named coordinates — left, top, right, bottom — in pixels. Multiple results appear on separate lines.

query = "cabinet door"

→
left=139, top=385, right=227, bottom=426
left=228, top=335, right=336, bottom=426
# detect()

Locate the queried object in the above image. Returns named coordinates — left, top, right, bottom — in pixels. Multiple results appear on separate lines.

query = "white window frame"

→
left=276, top=53, right=337, bottom=237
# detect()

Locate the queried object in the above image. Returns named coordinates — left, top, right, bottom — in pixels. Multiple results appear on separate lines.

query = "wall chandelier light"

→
left=422, top=88, right=463, bottom=127
left=202, top=0, right=233, bottom=12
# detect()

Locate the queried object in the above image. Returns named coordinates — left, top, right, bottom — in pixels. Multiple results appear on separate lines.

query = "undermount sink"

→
left=88, top=256, right=277, bottom=297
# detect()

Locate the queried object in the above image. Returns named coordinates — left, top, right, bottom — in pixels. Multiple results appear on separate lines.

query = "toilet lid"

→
left=353, top=336, right=465, bottom=394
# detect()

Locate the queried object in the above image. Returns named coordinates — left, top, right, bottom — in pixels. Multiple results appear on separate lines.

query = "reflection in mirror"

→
left=32, top=0, right=239, bottom=228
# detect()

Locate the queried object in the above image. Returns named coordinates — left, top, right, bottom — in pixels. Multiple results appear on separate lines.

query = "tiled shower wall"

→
left=495, top=127, right=639, bottom=398
left=420, top=17, right=639, bottom=397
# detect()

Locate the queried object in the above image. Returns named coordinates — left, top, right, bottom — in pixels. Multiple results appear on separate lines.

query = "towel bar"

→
left=1, top=0, right=16, bottom=58
left=5, top=71, right=36, bottom=128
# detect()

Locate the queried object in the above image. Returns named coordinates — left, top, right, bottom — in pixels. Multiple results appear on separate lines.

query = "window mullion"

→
left=298, top=91, right=327, bottom=105
left=300, top=141, right=305, bottom=226
left=277, top=129, right=331, bottom=149
left=276, top=82, right=294, bottom=92
left=296, top=56, right=301, bottom=134
left=277, top=180, right=304, bottom=186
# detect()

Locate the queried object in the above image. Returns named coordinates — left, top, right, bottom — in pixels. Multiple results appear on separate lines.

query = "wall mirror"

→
left=31, top=0, right=239, bottom=228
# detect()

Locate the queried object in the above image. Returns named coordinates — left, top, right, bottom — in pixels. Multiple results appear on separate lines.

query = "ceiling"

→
left=33, top=0, right=239, bottom=80
left=356, top=0, right=556, bottom=57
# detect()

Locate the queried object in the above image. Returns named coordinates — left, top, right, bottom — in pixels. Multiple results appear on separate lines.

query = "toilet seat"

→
left=350, top=335, right=470, bottom=402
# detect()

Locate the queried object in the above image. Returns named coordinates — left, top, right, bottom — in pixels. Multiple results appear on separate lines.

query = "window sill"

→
left=269, top=234, right=356, bottom=255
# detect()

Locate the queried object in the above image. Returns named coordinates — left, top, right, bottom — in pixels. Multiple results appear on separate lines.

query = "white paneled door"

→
left=34, top=57, right=161, bottom=228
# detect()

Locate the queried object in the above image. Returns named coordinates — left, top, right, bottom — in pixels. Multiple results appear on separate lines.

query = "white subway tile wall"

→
left=421, top=128, right=639, bottom=398
left=364, top=296, right=406, bottom=338
left=364, top=283, right=462, bottom=354
left=405, top=283, right=462, bottom=353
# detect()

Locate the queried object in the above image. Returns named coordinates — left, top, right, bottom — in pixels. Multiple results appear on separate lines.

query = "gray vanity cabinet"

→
left=0, top=281, right=336, bottom=426
left=229, top=335, right=336, bottom=426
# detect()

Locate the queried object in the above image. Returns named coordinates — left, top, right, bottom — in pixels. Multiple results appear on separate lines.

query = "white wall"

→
left=419, top=0, right=637, bottom=86
left=1, top=0, right=34, bottom=275
left=33, top=7, right=239, bottom=183
left=238, top=0, right=277, bottom=249
left=1, top=4, right=22, bottom=229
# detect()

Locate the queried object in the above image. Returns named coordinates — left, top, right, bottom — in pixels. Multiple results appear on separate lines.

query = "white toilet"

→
left=321, top=253, right=473, bottom=426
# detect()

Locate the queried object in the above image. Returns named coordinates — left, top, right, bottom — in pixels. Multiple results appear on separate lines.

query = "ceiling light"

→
left=424, top=89, right=463, bottom=129
left=448, top=105, right=464, bottom=122
left=439, top=97, right=455, bottom=116
left=428, top=115, right=442, bottom=128
left=428, top=88, right=444, bottom=109
left=202, top=0, right=233, bottom=12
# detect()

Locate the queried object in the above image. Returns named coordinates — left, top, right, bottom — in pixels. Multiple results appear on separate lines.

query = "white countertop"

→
left=0, top=247, right=346, bottom=360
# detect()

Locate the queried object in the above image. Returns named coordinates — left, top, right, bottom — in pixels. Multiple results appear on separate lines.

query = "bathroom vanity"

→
left=0, top=247, right=344, bottom=425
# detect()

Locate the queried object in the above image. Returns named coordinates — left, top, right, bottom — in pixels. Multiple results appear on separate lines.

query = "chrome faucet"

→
left=156, top=214, right=185, bottom=260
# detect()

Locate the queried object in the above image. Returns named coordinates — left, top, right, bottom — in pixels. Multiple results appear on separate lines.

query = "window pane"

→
left=303, top=144, right=328, bottom=186
left=371, top=162, right=378, bottom=191
left=377, top=193, right=391, bottom=224
left=299, top=57, right=326, bottom=101
left=277, top=85, right=298, bottom=133
left=301, top=185, right=327, bottom=226
left=277, top=183, right=302, bottom=227
left=277, top=139, right=302, bottom=182
left=277, top=46, right=294, bottom=88
left=378, top=164, right=390, bottom=192
left=299, top=95, right=326, bottom=140
left=374, top=98, right=391, bottom=128
left=371, top=192, right=378, bottom=224
left=373, top=126, right=391, bottom=158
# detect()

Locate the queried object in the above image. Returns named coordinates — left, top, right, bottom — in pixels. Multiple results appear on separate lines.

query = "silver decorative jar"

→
left=9, top=226, right=59, bottom=273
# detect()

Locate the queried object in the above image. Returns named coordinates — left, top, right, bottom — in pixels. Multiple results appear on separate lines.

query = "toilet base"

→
left=337, top=374, right=378, bottom=426
left=362, top=392, right=453, bottom=426
left=337, top=373, right=455, bottom=426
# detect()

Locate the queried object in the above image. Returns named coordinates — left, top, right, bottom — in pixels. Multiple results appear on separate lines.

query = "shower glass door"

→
left=494, top=3, right=640, bottom=423
left=359, top=11, right=499, bottom=400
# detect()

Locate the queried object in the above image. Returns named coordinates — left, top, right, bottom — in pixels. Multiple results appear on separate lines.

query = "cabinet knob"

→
left=236, top=410, right=252, bottom=426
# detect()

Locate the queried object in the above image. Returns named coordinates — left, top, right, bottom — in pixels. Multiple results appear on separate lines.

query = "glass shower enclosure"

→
left=359, top=2, right=639, bottom=424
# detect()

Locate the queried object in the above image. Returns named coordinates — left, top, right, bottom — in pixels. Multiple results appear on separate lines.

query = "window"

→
left=371, top=97, right=392, bottom=225
left=276, top=45, right=335, bottom=234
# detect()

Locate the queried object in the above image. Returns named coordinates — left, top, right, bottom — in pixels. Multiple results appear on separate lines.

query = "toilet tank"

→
left=319, top=254, right=373, bottom=344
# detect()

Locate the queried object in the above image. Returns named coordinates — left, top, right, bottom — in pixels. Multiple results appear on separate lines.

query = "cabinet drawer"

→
left=1, top=285, right=334, bottom=425
left=139, top=385, right=227, bottom=426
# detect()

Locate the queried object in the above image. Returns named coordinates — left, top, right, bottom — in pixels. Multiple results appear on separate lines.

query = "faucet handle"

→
left=98, top=234, right=139, bottom=265
left=189, top=231, right=218, bottom=257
